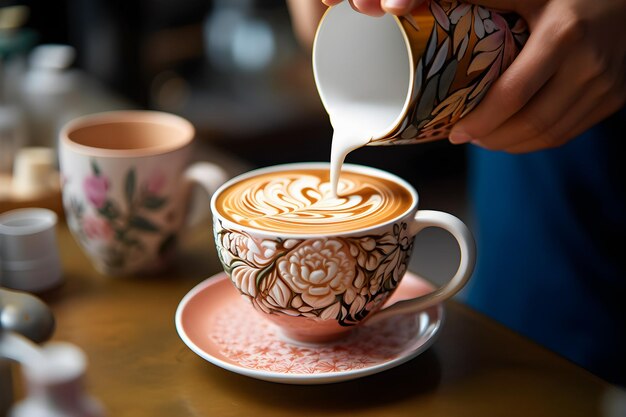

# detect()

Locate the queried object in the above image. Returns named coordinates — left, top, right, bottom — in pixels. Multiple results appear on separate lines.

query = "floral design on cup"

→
left=214, top=220, right=414, bottom=327
left=64, top=160, right=173, bottom=271
left=83, top=174, right=110, bottom=209
left=389, top=0, right=528, bottom=143
left=81, top=215, right=114, bottom=241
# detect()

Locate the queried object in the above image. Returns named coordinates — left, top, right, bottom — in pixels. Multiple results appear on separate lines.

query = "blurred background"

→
left=1, top=0, right=469, bottom=283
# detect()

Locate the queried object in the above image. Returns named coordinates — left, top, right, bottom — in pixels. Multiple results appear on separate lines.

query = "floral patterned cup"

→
left=314, top=0, right=528, bottom=144
left=59, top=111, right=227, bottom=276
left=211, top=163, right=476, bottom=343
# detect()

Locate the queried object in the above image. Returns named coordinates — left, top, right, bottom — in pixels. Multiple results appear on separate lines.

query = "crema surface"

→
left=215, top=168, right=413, bottom=234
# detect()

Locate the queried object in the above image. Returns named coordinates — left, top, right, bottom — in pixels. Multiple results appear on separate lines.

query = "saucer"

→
left=175, top=271, right=443, bottom=385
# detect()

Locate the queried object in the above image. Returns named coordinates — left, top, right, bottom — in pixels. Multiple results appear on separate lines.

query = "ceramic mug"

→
left=211, top=163, right=475, bottom=343
left=59, top=111, right=227, bottom=276
left=313, top=0, right=528, bottom=144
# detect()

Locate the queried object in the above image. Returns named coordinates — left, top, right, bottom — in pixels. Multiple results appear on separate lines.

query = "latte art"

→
left=215, top=168, right=413, bottom=234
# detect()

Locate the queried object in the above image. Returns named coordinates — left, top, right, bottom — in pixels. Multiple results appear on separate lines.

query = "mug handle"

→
left=370, top=210, right=476, bottom=322
left=182, top=162, right=228, bottom=227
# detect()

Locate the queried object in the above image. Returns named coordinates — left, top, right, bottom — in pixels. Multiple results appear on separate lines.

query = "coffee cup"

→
left=211, top=162, right=475, bottom=343
left=59, top=110, right=228, bottom=276
left=313, top=0, right=528, bottom=145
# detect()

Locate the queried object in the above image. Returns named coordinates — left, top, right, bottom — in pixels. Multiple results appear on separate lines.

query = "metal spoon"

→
left=0, top=288, right=55, bottom=343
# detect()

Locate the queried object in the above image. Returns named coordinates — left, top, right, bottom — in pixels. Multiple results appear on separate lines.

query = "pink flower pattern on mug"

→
left=81, top=215, right=114, bottom=241
left=385, top=0, right=527, bottom=143
left=214, top=220, right=414, bottom=327
left=64, top=160, right=172, bottom=271
left=83, top=175, right=110, bottom=209
left=143, top=169, right=167, bottom=195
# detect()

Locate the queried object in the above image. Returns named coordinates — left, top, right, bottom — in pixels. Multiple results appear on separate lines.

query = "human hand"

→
left=446, top=0, right=626, bottom=153
left=323, top=0, right=626, bottom=153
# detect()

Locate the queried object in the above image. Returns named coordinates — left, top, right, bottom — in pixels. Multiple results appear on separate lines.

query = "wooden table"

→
left=23, top=221, right=618, bottom=417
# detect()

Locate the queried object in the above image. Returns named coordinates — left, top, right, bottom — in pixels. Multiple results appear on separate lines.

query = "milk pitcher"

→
left=313, top=0, right=528, bottom=145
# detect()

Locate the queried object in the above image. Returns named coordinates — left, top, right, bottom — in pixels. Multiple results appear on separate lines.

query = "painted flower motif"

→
left=278, top=239, right=356, bottom=310
left=472, top=5, right=494, bottom=39
left=371, top=223, right=413, bottom=292
left=144, top=170, right=167, bottom=195
left=251, top=273, right=309, bottom=316
left=215, top=220, right=415, bottom=325
left=83, top=175, right=110, bottom=209
left=66, top=162, right=173, bottom=273
left=219, top=229, right=278, bottom=267
left=81, top=215, right=114, bottom=241
left=423, top=86, right=472, bottom=130
left=217, top=228, right=281, bottom=298
left=345, top=279, right=368, bottom=317
left=382, top=0, right=526, bottom=144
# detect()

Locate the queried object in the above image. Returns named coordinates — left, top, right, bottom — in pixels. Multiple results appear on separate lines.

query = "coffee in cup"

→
left=214, top=166, right=412, bottom=234
left=211, top=163, right=475, bottom=343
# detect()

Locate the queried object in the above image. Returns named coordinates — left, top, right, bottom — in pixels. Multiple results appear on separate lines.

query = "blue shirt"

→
left=463, top=108, right=626, bottom=385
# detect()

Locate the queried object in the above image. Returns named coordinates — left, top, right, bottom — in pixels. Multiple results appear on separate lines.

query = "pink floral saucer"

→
left=175, top=271, right=443, bottom=385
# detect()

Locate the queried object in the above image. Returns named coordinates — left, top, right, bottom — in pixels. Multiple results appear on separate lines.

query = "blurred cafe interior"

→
left=1, top=0, right=469, bottom=280
left=0, top=0, right=467, bottom=192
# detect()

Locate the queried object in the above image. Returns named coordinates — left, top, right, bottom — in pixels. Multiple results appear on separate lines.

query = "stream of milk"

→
left=329, top=102, right=400, bottom=196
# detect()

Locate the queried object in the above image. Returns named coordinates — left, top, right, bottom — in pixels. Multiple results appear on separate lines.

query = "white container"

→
left=9, top=342, right=105, bottom=417
left=0, top=208, right=62, bottom=292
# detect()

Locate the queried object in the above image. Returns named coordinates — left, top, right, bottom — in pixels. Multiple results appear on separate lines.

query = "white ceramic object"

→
left=59, top=111, right=228, bottom=276
left=210, top=162, right=474, bottom=343
left=314, top=0, right=528, bottom=145
left=6, top=339, right=105, bottom=417
left=0, top=208, right=62, bottom=292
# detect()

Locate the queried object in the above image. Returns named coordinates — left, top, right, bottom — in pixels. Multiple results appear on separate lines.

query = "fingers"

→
left=322, top=0, right=344, bottom=6
left=465, top=43, right=599, bottom=151
left=449, top=7, right=577, bottom=144
left=349, top=0, right=385, bottom=16
left=381, top=0, right=421, bottom=15
left=450, top=0, right=626, bottom=154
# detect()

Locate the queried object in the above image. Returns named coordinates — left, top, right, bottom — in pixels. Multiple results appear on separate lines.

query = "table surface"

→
left=28, top=221, right=618, bottom=417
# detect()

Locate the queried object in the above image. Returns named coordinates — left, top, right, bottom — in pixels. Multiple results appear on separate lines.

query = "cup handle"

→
left=370, top=210, right=476, bottom=323
left=182, top=162, right=228, bottom=227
